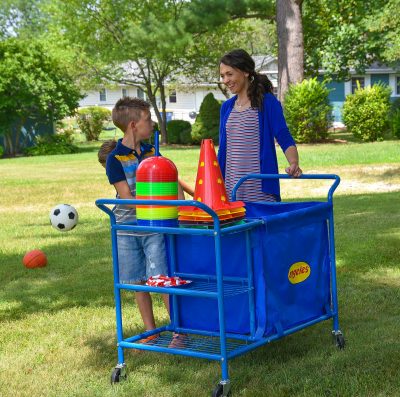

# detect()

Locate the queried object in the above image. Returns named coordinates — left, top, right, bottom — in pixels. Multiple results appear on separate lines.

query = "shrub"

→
left=24, top=131, right=78, bottom=156
left=191, top=93, right=221, bottom=144
left=283, top=78, right=333, bottom=143
left=77, top=107, right=111, bottom=141
left=0, top=145, right=3, bottom=158
left=167, top=120, right=192, bottom=144
left=389, top=98, right=400, bottom=139
left=342, top=83, right=391, bottom=142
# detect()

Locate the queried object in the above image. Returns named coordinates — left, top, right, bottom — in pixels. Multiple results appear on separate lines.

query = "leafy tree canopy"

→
left=365, top=0, right=400, bottom=63
left=303, top=0, right=391, bottom=81
left=0, top=37, right=82, bottom=155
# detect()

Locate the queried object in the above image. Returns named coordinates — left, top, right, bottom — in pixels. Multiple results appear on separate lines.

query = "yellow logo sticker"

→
left=288, top=262, right=311, bottom=284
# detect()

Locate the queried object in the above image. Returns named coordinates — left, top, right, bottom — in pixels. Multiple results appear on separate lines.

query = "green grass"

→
left=0, top=140, right=399, bottom=396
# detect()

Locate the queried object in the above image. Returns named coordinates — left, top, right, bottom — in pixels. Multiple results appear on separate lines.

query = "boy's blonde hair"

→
left=98, top=139, right=117, bottom=167
left=112, top=96, right=150, bottom=132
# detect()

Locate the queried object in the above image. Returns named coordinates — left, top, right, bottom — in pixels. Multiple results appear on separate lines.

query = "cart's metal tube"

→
left=110, top=219, right=125, bottom=365
left=214, top=224, right=230, bottom=381
left=246, top=230, right=256, bottom=336
left=227, top=313, right=334, bottom=359
left=168, top=234, right=180, bottom=329
left=231, top=174, right=340, bottom=203
left=328, top=211, right=340, bottom=331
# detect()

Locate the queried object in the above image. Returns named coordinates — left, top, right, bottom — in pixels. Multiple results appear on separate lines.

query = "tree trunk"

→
left=276, top=0, right=304, bottom=103
left=217, top=82, right=230, bottom=99
left=158, top=84, right=168, bottom=145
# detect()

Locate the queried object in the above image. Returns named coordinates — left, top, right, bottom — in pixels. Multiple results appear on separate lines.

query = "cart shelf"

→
left=116, top=279, right=253, bottom=298
left=120, top=331, right=253, bottom=361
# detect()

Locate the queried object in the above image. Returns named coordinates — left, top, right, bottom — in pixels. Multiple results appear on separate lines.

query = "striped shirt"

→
left=225, top=107, right=277, bottom=202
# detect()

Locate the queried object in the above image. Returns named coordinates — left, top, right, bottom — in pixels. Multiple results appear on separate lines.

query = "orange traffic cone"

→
left=179, top=139, right=245, bottom=224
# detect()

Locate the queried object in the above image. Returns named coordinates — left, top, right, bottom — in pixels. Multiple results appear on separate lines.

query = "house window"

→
left=169, top=90, right=177, bottom=103
left=351, top=77, right=365, bottom=94
left=396, top=76, right=400, bottom=95
left=99, top=88, right=107, bottom=102
left=122, top=88, right=128, bottom=97
left=137, top=88, right=145, bottom=99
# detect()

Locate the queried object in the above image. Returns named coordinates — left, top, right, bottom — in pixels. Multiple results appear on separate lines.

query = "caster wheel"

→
left=111, top=366, right=127, bottom=384
left=334, top=333, right=345, bottom=350
left=212, top=383, right=232, bottom=397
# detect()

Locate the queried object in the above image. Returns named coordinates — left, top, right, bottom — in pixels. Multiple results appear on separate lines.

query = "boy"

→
left=105, top=97, right=171, bottom=343
left=100, top=97, right=191, bottom=347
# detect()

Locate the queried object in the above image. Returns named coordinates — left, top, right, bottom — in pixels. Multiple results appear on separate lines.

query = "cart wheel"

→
left=111, top=366, right=127, bottom=384
left=212, top=383, right=232, bottom=397
left=333, top=332, right=345, bottom=350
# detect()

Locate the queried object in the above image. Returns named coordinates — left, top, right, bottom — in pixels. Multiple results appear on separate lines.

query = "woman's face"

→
left=220, top=63, right=249, bottom=95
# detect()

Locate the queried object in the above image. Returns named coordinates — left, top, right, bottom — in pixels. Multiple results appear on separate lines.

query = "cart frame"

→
left=96, top=174, right=344, bottom=397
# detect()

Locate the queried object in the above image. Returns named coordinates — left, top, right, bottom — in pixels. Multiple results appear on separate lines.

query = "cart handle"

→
left=231, top=174, right=340, bottom=203
left=95, top=198, right=222, bottom=228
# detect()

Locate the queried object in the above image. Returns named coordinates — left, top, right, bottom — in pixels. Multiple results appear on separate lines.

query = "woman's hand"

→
left=285, top=163, right=302, bottom=178
left=284, top=146, right=302, bottom=177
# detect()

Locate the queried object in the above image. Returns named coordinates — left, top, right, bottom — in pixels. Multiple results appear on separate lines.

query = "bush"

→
left=77, top=107, right=111, bottom=141
left=191, top=93, right=221, bottom=144
left=0, top=145, right=3, bottom=158
left=342, top=83, right=391, bottom=142
left=283, top=78, right=333, bottom=143
left=389, top=98, right=400, bottom=139
left=24, top=131, right=78, bottom=156
left=167, top=120, right=192, bottom=144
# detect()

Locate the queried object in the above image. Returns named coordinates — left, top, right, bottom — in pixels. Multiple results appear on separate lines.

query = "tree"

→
left=191, top=93, right=221, bottom=144
left=365, top=0, right=400, bottom=63
left=47, top=0, right=196, bottom=144
left=276, top=0, right=304, bottom=102
left=0, top=38, right=82, bottom=156
left=48, top=0, right=278, bottom=144
left=302, top=0, right=389, bottom=81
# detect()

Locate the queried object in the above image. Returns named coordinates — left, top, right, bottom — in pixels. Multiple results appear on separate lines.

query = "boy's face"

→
left=133, top=110, right=154, bottom=141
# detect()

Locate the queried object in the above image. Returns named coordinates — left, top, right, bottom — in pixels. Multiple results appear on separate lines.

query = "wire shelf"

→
left=134, top=331, right=250, bottom=355
left=118, top=279, right=253, bottom=298
left=182, top=280, right=253, bottom=297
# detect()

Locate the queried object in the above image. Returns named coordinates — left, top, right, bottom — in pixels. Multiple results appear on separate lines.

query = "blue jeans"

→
left=117, top=233, right=168, bottom=283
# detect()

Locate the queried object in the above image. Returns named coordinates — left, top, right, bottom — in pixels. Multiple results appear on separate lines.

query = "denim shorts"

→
left=117, top=233, right=168, bottom=283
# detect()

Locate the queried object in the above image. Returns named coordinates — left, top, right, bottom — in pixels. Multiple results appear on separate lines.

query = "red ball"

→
left=22, top=250, right=47, bottom=269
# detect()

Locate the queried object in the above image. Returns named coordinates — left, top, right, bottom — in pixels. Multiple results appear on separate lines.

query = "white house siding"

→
left=79, top=87, right=138, bottom=109
left=79, top=86, right=227, bottom=124
left=389, top=74, right=400, bottom=97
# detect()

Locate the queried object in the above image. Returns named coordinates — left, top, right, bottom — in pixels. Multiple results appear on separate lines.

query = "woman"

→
left=218, top=49, right=302, bottom=202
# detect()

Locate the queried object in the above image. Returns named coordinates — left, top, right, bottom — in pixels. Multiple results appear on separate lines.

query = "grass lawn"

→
left=0, top=138, right=399, bottom=396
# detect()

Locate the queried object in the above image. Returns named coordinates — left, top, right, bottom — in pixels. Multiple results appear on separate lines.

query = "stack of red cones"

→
left=178, top=139, right=246, bottom=227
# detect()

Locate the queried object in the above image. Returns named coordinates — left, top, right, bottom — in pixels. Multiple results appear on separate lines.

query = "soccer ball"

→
left=50, top=204, right=78, bottom=232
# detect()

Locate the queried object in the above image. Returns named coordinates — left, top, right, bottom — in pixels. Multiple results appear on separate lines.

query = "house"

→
left=78, top=57, right=400, bottom=125
left=256, top=58, right=400, bottom=125
left=79, top=83, right=227, bottom=124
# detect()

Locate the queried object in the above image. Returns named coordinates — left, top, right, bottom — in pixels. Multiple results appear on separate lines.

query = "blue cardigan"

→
left=218, top=93, right=296, bottom=200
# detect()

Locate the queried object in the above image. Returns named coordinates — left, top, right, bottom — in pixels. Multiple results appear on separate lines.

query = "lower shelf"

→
left=120, top=331, right=257, bottom=360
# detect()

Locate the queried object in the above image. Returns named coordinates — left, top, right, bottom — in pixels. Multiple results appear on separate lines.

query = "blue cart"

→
left=96, top=174, right=345, bottom=397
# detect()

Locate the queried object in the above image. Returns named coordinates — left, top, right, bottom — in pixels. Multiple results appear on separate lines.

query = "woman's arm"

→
left=284, top=145, right=302, bottom=177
